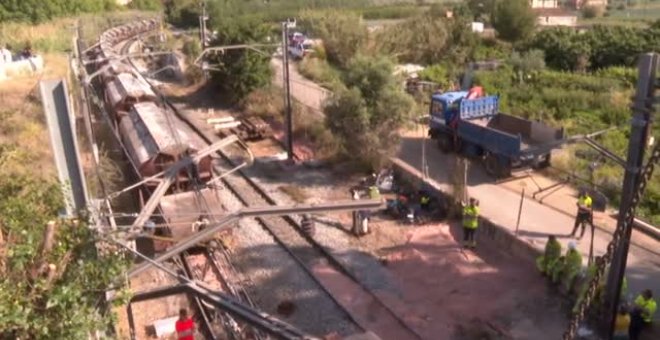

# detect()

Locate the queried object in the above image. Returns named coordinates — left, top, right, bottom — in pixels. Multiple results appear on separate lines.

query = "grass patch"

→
left=279, top=184, right=309, bottom=203
left=297, top=58, right=343, bottom=91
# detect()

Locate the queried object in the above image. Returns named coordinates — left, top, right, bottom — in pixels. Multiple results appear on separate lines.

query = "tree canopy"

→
left=206, top=17, right=273, bottom=101
left=324, top=55, right=414, bottom=169
left=492, top=0, right=536, bottom=43
left=526, top=23, right=660, bottom=71
left=299, top=9, right=368, bottom=68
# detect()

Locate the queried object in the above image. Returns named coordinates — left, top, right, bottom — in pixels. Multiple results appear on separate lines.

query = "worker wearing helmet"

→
left=570, top=190, right=593, bottom=239
left=561, top=241, right=583, bottom=293
left=462, top=198, right=480, bottom=249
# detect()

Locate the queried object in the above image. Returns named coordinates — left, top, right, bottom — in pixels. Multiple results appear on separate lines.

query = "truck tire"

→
left=535, top=154, right=551, bottom=170
left=484, top=153, right=511, bottom=179
left=437, top=135, right=453, bottom=153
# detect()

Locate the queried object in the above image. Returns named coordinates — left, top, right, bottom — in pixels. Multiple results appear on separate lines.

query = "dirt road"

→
left=271, top=56, right=331, bottom=116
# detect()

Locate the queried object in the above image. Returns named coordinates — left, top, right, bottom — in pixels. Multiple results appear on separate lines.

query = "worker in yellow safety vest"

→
left=570, top=190, right=593, bottom=239
left=561, top=241, right=582, bottom=293
left=629, top=289, right=657, bottom=340
left=536, top=235, right=562, bottom=276
left=462, top=198, right=479, bottom=249
left=368, top=186, right=380, bottom=200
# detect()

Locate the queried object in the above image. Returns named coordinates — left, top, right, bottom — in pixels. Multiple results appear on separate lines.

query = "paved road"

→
left=397, top=128, right=660, bottom=322
left=271, top=56, right=331, bottom=116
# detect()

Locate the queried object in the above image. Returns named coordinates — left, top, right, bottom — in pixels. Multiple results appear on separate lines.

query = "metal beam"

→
left=604, top=53, right=658, bottom=337
left=127, top=199, right=385, bottom=278
left=110, top=135, right=243, bottom=199
left=193, top=44, right=279, bottom=65
left=113, top=237, right=319, bottom=339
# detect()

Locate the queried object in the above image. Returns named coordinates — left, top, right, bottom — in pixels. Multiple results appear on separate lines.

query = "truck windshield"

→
left=431, top=100, right=444, bottom=116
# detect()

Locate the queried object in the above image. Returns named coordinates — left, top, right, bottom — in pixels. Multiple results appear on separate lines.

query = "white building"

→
left=531, top=0, right=559, bottom=8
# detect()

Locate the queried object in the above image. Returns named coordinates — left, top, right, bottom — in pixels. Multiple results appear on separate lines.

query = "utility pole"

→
left=604, top=53, right=658, bottom=337
left=199, top=0, right=208, bottom=48
left=281, top=22, right=294, bottom=161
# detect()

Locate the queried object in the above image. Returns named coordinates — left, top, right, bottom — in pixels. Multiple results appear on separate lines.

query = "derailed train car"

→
left=91, top=19, right=215, bottom=201
left=119, top=102, right=213, bottom=193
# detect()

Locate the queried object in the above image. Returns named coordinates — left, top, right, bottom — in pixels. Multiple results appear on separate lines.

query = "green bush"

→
left=375, top=11, right=478, bottom=65
left=299, top=9, right=368, bottom=68
left=492, top=0, right=536, bottom=42
left=128, top=0, right=162, bottom=11
left=581, top=5, right=604, bottom=19
left=0, top=174, right=129, bottom=338
left=207, top=18, right=273, bottom=101
left=0, top=0, right=118, bottom=23
left=418, top=64, right=455, bottom=90
left=298, top=58, right=343, bottom=91
left=526, top=23, right=660, bottom=71
left=324, top=55, right=414, bottom=169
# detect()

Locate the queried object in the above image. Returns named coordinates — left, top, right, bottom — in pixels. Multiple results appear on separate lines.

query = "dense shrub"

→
left=207, top=18, right=273, bottom=101
left=299, top=10, right=368, bottom=68
left=375, top=12, right=478, bottom=65
left=324, top=55, right=414, bottom=169
left=527, top=24, right=660, bottom=71
left=0, top=0, right=118, bottom=23
left=581, top=5, right=604, bottom=19
left=492, top=0, right=536, bottom=42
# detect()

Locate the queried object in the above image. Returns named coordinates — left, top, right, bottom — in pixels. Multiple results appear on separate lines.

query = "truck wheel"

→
left=535, top=154, right=551, bottom=170
left=484, top=153, right=511, bottom=179
left=437, top=135, right=453, bottom=153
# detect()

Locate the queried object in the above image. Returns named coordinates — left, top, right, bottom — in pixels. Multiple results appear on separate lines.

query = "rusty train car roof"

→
left=120, top=102, right=207, bottom=166
left=106, top=73, right=157, bottom=108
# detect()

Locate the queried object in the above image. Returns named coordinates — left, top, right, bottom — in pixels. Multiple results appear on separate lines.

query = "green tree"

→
left=467, top=0, right=496, bottom=22
left=508, top=49, right=546, bottom=83
left=375, top=12, right=478, bottom=65
left=492, top=0, right=536, bottom=43
left=299, top=9, right=368, bottom=68
left=206, top=18, right=273, bottom=101
left=0, top=174, right=128, bottom=338
left=324, top=55, right=413, bottom=169
left=164, top=0, right=200, bottom=27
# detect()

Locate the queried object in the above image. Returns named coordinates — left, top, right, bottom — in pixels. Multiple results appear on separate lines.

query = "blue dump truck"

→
left=428, top=89, right=565, bottom=178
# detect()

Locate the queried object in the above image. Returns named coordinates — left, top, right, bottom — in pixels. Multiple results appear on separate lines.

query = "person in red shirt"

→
left=175, top=308, right=195, bottom=340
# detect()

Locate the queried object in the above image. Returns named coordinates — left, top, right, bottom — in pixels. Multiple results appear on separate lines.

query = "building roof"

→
left=533, top=8, right=577, bottom=17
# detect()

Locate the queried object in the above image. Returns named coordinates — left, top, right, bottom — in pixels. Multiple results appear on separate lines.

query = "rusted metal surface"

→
left=105, top=72, right=156, bottom=113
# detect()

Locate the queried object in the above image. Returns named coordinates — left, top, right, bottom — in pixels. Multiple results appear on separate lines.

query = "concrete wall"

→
left=0, top=56, right=44, bottom=81
left=390, top=158, right=542, bottom=265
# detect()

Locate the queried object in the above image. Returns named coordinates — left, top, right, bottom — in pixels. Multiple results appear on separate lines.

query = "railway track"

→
left=119, top=28, right=422, bottom=339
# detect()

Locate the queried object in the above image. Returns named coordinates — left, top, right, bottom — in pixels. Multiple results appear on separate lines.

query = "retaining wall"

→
left=391, top=158, right=543, bottom=264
